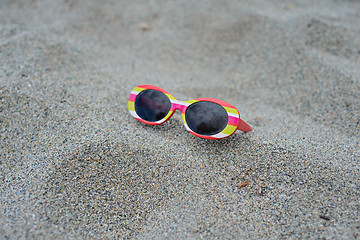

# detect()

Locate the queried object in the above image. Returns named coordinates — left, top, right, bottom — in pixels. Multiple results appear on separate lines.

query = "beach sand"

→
left=1, top=0, right=359, bottom=239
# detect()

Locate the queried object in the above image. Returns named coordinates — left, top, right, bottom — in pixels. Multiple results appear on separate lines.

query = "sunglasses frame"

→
left=128, top=85, right=252, bottom=139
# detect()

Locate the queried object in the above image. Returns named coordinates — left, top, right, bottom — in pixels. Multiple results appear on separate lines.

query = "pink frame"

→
left=128, top=85, right=252, bottom=139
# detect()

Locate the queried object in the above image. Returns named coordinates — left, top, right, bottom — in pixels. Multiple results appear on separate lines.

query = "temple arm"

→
left=237, top=119, right=253, bottom=133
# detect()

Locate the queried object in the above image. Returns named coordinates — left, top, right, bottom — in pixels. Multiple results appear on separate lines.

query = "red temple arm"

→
left=237, top=119, right=253, bottom=133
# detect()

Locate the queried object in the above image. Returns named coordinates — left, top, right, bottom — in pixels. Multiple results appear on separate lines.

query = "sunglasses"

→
left=128, top=85, right=252, bottom=139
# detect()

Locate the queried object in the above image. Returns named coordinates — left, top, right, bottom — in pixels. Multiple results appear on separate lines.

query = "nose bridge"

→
left=170, top=99, right=189, bottom=113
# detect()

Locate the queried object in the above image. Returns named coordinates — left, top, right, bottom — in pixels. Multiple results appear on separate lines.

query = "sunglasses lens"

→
left=185, top=101, right=228, bottom=136
left=135, top=89, right=171, bottom=122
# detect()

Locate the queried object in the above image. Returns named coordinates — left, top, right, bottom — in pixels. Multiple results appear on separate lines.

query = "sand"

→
left=1, top=0, right=359, bottom=239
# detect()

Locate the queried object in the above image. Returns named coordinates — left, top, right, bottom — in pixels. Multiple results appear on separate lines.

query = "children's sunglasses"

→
left=128, top=85, right=253, bottom=139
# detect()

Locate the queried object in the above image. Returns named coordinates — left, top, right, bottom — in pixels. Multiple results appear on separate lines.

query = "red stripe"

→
left=194, top=98, right=237, bottom=109
left=137, top=85, right=172, bottom=95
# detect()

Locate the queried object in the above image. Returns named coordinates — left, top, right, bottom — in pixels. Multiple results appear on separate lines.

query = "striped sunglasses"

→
left=128, top=85, right=252, bottom=139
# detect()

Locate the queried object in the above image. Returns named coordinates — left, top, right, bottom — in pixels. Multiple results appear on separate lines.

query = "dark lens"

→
left=185, top=101, right=228, bottom=136
left=135, top=89, right=171, bottom=122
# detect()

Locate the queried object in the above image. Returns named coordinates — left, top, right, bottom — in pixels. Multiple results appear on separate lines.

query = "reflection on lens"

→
left=185, top=101, right=228, bottom=135
left=135, top=89, right=171, bottom=122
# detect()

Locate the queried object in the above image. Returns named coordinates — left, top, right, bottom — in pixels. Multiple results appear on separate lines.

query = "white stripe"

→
left=184, top=124, right=191, bottom=132
left=131, top=90, right=139, bottom=95
left=129, top=110, right=140, bottom=119
left=129, top=110, right=166, bottom=124
left=170, top=100, right=190, bottom=106
left=211, top=132, right=229, bottom=138
left=184, top=124, right=229, bottom=139
left=155, top=118, right=166, bottom=124
left=227, top=112, right=239, bottom=118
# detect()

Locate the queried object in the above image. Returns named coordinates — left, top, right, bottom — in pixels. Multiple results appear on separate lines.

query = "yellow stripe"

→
left=164, top=110, right=174, bottom=119
left=221, top=124, right=237, bottom=135
left=165, top=93, right=176, bottom=100
left=181, top=113, right=187, bottom=125
left=128, top=101, right=135, bottom=111
left=134, top=87, right=146, bottom=92
left=184, top=99, right=199, bottom=105
left=223, top=106, right=238, bottom=115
